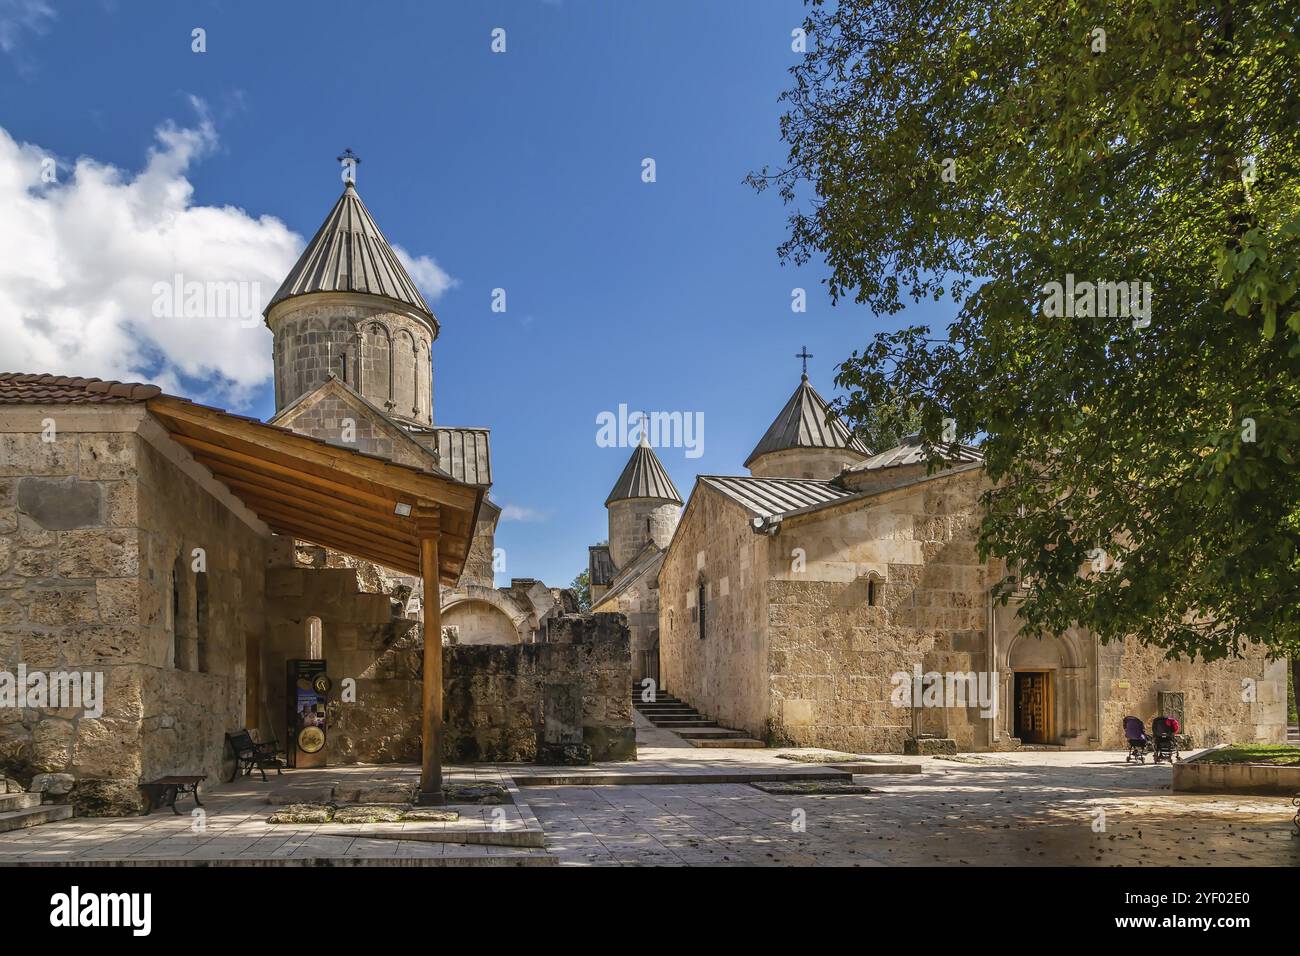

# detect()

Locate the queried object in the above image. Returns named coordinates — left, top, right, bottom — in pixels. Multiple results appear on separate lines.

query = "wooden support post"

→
left=417, top=532, right=444, bottom=805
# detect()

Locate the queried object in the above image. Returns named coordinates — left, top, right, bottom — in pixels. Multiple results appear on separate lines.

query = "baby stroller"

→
left=1152, top=716, right=1181, bottom=764
left=1123, top=716, right=1150, bottom=763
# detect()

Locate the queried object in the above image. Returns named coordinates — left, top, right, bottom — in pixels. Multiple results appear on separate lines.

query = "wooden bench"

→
left=141, top=775, right=206, bottom=815
left=226, top=730, right=284, bottom=782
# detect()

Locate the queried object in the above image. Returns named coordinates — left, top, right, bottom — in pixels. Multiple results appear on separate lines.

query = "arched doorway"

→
left=1001, top=629, right=1093, bottom=747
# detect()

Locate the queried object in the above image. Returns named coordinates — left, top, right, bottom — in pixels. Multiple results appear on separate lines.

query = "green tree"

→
left=752, top=0, right=1300, bottom=660
left=571, top=568, right=592, bottom=612
left=834, top=388, right=924, bottom=453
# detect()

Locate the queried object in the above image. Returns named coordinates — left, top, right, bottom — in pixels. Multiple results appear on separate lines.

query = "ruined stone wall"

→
left=657, top=486, right=770, bottom=735
left=0, top=408, right=266, bottom=814
left=764, top=469, right=992, bottom=751
left=268, top=294, right=435, bottom=424
left=441, top=598, right=520, bottom=645
left=265, top=564, right=612, bottom=764
left=443, top=613, right=635, bottom=763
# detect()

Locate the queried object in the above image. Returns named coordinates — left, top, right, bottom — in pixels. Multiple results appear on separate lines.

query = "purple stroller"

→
left=1123, top=716, right=1150, bottom=763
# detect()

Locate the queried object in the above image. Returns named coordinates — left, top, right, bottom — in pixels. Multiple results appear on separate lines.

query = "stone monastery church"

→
left=0, top=179, right=615, bottom=815
left=591, top=372, right=1287, bottom=754
left=0, top=173, right=1286, bottom=817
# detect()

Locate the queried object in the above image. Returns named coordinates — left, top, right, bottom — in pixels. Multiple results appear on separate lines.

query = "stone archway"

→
left=440, top=585, right=532, bottom=645
left=999, top=627, right=1094, bottom=748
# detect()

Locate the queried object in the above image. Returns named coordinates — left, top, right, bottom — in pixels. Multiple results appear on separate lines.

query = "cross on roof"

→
left=796, top=346, right=813, bottom=378
left=337, top=147, right=361, bottom=183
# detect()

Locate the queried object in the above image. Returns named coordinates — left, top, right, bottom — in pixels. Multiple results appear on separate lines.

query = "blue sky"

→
left=0, top=0, right=955, bottom=587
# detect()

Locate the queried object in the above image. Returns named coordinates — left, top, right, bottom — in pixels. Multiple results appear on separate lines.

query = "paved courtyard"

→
left=1, top=726, right=1295, bottom=866
left=525, top=734, right=1300, bottom=866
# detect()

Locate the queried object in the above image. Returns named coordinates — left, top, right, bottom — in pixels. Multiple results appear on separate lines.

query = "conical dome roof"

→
left=265, top=181, right=434, bottom=326
left=744, top=375, right=868, bottom=468
left=605, top=440, right=682, bottom=506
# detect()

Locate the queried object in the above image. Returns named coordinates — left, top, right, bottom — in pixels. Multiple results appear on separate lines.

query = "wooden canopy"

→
left=147, top=394, right=483, bottom=584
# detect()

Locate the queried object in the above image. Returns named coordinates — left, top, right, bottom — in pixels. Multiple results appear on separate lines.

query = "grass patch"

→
left=1197, top=745, right=1300, bottom=766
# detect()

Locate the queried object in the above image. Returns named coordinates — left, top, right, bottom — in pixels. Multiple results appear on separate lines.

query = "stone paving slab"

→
left=523, top=748, right=1300, bottom=867
left=0, top=765, right=550, bottom=866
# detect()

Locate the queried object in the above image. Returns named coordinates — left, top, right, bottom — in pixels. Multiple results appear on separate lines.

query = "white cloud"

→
left=499, top=504, right=551, bottom=523
left=393, top=244, right=456, bottom=301
left=0, top=0, right=54, bottom=54
left=0, top=102, right=459, bottom=411
left=0, top=102, right=300, bottom=408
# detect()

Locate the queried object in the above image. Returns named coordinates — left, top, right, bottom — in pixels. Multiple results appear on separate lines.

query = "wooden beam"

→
left=417, top=532, right=444, bottom=804
left=150, top=397, right=480, bottom=511
left=241, top=501, right=419, bottom=565
left=267, top=522, right=419, bottom=576
left=213, top=470, right=417, bottom=533
left=170, top=433, right=404, bottom=510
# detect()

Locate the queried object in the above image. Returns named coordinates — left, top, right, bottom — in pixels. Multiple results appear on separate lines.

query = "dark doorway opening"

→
left=1013, top=671, right=1054, bottom=744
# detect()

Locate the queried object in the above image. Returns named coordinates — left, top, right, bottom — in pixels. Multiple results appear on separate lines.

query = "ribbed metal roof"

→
left=845, top=432, right=984, bottom=472
left=588, top=545, right=616, bottom=587
left=605, top=442, right=683, bottom=506
left=698, top=475, right=854, bottom=521
left=744, top=375, right=869, bottom=468
left=265, top=182, right=434, bottom=323
left=432, top=427, right=492, bottom=487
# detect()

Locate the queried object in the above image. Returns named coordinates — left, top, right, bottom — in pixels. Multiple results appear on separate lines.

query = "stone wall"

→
left=657, top=486, right=770, bottom=736
left=1097, top=639, right=1285, bottom=749
left=763, top=469, right=992, bottom=751
left=134, top=434, right=267, bottom=799
left=265, top=562, right=630, bottom=765
left=271, top=378, right=437, bottom=470
left=441, top=597, right=521, bottom=645
left=660, top=463, right=1285, bottom=754
left=0, top=407, right=267, bottom=814
left=444, top=613, right=635, bottom=763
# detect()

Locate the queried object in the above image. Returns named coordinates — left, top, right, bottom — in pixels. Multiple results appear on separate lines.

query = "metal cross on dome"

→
left=796, top=346, right=813, bottom=377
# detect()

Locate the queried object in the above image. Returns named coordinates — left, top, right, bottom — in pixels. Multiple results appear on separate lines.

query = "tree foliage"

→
left=752, top=0, right=1300, bottom=660
left=571, top=568, right=592, bottom=612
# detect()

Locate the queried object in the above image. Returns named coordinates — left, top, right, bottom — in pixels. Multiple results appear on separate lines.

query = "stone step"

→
left=650, top=720, right=719, bottom=728
left=0, top=792, right=41, bottom=812
left=633, top=699, right=685, bottom=707
left=689, top=737, right=766, bottom=749
left=0, top=803, right=73, bottom=833
left=675, top=727, right=753, bottom=739
left=637, top=708, right=699, bottom=716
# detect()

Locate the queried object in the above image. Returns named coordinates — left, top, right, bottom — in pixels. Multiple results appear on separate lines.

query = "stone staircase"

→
left=633, top=686, right=764, bottom=748
left=0, top=790, right=73, bottom=833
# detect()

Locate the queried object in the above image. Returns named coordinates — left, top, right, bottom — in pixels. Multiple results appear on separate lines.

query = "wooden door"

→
left=1015, top=671, right=1054, bottom=743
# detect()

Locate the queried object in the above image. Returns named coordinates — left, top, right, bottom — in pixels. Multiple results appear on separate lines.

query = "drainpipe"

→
left=987, top=585, right=998, bottom=745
